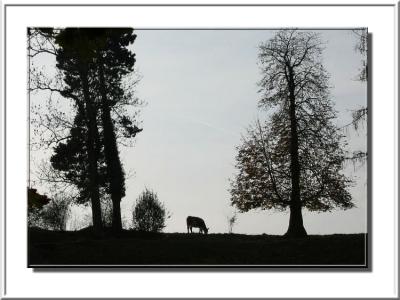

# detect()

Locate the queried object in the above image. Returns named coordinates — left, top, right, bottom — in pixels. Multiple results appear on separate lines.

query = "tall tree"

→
left=53, top=28, right=141, bottom=231
left=55, top=29, right=104, bottom=232
left=91, top=29, right=141, bottom=231
left=230, top=30, right=354, bottom=237
left=29, top=28, right=141, bottom=232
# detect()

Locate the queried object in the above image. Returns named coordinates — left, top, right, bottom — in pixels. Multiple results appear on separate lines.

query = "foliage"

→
left=40, top=195, right=71, bottom=231
left=91, top=28, right=142, bottom=231
left=348, top=30, right=368, bottom=162
left=132, top=189, right=169, bottom=232
left=352, top=29, right=367, bottom=82
left=28, top=190, right=71, bottom=231
left=28, top=188, right=50, bottom=228
left=339, top=30, right=368, bottom=164
left=101, top=197, right=114, bottom=228
left=54, top=28, right=142, bottom=231
left=230, top=30, right=354, bottom=236
left=28, top=207, right=43, bottom=228
left=50, top=109, right=108, bottom=204
left=47, top=28, right=105, bottom=230
left=231, top=120, right=353, bottom=212
left=28, top=188, right=50, bottom=211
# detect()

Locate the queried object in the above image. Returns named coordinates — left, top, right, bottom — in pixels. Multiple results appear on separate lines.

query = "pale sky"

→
left=30, top=29, right=367, bottom=235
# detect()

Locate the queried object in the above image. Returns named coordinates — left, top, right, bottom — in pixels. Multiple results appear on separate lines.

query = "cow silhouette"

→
left=186, top=216, right=209, bottom=234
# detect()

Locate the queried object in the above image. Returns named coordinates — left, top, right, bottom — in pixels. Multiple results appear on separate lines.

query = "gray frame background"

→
left=1, top=2, right=398, bottom=299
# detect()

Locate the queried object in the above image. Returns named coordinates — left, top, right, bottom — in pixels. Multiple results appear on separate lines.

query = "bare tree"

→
left=227, top=211, right=238, bottom=234
left=352, top=29, right=367, bottom=82
left=338, top=29, right=368, bottom=164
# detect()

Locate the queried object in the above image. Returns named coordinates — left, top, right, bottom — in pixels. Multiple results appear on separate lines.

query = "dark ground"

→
left=28, top=228, right=367, bottom=267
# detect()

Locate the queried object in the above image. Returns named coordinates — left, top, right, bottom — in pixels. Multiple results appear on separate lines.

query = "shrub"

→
left=227, top=211, right=238, bottom=234
left=132, top=189, right=169, bottom=232
left=40, top=195, right=71, bottom=231
left=28, top=188, right=71, bottom=231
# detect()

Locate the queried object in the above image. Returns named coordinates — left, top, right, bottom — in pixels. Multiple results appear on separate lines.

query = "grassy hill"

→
left=28, top=228, right=367, bottom=267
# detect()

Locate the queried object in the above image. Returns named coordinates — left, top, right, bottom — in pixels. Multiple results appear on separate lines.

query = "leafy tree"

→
left=132, top=189, right=169, bottom=232
left=230, top=30, right=354, bottom=237
left=54, top=28, right=104, bottom=232
left=28, top=188, right=50, bottom=227
left=90, top=28, right=142, bottom=231
left=53, top=28, right=141, bottom=232
left=29, top=28, right=142, bottom=232
left=50, top=108, right=108, bottom=204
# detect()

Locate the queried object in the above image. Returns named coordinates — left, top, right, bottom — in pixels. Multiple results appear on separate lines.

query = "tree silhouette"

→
left=40, top=194, right=71, bottom=231
left=337, top=30, right=367, bottom=164
left=132, top=189, right=169, bottom=233
left=28, top=187, right=50, bottom=227
left=28, top=187, right=50, bottom=211
left=227, top=211, right=238, bottom=234
left=27, top=188, right=70, bottom=230
left=55, top=29, right=104, bottom=232
left=90, top=28, right=142, bottom=231
left=353, top=29, right=367, bottom=82
left=44, top=28, right=142, bottom=232
left=230, top=30, right=354, bottom=237
left=345, top=29, right=368, bottom=163
left=50, top=108, right=108, bottom=205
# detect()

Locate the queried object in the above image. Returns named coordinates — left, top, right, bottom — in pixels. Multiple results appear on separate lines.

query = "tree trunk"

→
left=98, top=61, right=124, bottom=232
left=79, top=66, right=103, bottom=233
left=284, top=66, right=307, bottom=238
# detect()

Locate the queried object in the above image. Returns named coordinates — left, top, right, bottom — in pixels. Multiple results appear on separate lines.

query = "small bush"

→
left=227, top=211, right=238, bottom=234
left=132, top=189, right=169, bottom=232
left=40, top=195, right=71, bottom=231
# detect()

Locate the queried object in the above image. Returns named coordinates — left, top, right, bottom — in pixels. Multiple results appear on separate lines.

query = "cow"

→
left=186, top=216, right=209, bottom=234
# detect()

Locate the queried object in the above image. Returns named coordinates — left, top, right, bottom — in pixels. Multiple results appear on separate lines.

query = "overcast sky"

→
left=30, top=29, right=367, bottom=235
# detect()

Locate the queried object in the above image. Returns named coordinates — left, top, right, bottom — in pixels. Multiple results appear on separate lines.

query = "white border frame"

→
left=1, top=2, right=398, bottom=299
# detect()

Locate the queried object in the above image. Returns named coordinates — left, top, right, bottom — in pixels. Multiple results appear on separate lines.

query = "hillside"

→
left=28, top=228, right=367, bottom=267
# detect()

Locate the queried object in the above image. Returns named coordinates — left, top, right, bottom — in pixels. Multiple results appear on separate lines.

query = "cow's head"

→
left=204, top=227, right=209, bottom=234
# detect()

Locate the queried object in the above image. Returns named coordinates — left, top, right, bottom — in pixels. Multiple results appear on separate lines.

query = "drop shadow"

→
left=33, top=265, right=368, bottom=273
